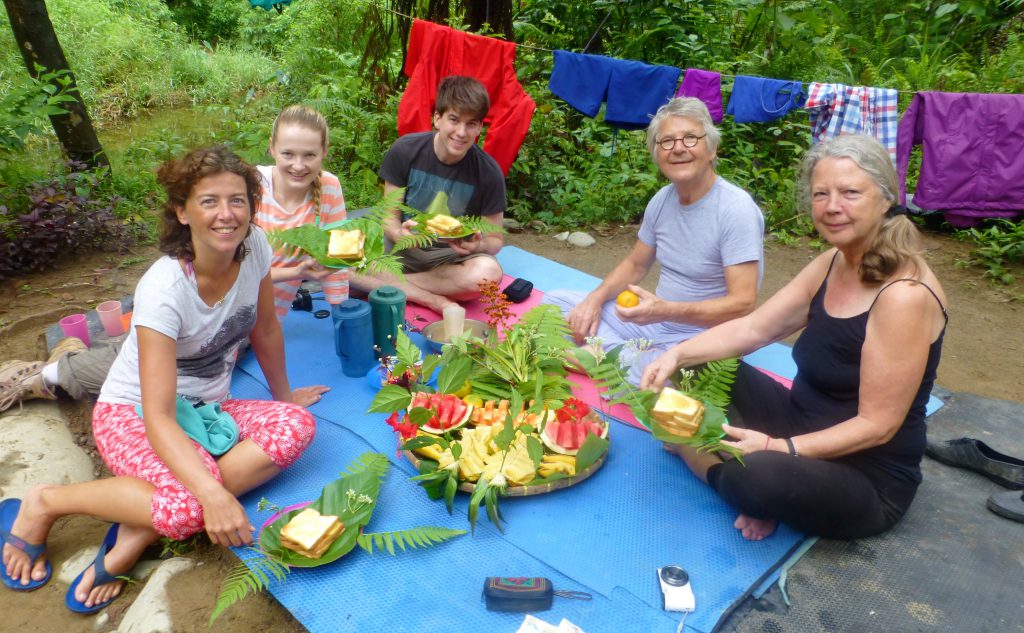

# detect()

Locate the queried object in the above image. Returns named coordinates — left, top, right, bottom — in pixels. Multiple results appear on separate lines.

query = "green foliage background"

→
left=1, top=0, right=1022, bottom=278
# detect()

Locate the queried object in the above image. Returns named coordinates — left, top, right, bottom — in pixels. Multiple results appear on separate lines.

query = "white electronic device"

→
left=658, top=565, right=695, bottom=613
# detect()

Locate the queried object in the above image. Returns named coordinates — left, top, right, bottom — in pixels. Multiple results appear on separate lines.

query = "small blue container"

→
left=332, top=299, right=376, bottom=378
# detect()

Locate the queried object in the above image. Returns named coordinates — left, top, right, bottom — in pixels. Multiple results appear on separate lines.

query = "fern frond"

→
left=688, top=358, right=740, bottom=408
left=357, top=526, right=467, bottom=555
left=392, top=232, right=436, bottom=251
left=340, top=451, right=390, bottom=482
left=361, top=254, right=405, bottom=278
left=210, top=550, right=289, bottom=625
left=455, top=215, right=507, bottom=235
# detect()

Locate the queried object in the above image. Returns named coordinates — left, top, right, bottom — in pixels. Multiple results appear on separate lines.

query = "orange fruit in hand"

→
left=616, top=290, right=640, bottom=308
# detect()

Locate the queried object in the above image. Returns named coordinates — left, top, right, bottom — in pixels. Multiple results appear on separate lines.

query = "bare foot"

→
left=2, top=485, right=57, bottom=586
left=733, top=514, right=777, bottom=541
left=74, top=523, right=158, bottom=609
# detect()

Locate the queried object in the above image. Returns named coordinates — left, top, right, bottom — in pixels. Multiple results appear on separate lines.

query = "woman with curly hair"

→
left=1, top=147, right=315, bottom=613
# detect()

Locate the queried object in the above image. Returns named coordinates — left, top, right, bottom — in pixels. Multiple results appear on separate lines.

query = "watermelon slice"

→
left=541, top=406, right=609, bottom=456
left=410, top=392, right=473, bottom=434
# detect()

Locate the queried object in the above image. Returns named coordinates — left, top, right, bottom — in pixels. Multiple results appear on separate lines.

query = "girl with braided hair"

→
left=258, top=104, right=350, bottom=317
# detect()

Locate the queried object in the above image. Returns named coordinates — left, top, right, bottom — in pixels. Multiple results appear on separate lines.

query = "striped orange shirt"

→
left=255, top=165, right=349, bottom=318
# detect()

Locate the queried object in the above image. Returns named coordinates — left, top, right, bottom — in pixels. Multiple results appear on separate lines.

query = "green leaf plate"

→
left=267, top=217, right=386, bottom=269
left=410, top=212, right=480, bottom=240
left=258, top=466, right=383, bottom=568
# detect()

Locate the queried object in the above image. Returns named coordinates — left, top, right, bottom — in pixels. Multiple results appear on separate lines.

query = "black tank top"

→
left=789, top=254, right=947, bottom=484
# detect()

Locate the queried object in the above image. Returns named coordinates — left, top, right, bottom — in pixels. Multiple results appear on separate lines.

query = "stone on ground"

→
left=0, top=401, right=95, bottom=499
left=116, top=557, right=195, bottom=633
left=567, top=231, right=596, bottom=247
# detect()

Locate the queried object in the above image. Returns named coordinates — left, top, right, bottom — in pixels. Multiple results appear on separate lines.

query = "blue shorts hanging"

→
left=726, top=75, right=806, bottom=123
left=549, top=50, right=681, bottom=130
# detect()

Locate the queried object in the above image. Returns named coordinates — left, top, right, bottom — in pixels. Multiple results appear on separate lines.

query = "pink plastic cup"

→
left=59, top=313, right=90, bottom=348
left=96, top=300, right=124, bottom=337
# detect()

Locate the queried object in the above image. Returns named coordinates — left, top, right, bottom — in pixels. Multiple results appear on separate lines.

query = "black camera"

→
left=291, top=288, right=313, bottom=311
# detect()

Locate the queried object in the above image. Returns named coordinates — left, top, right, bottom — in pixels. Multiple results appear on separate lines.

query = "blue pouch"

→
left=135, top=396, right=239, bottom=456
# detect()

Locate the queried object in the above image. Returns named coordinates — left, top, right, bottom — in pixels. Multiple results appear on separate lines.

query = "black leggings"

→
left=706, top=363, right=918, bottom=540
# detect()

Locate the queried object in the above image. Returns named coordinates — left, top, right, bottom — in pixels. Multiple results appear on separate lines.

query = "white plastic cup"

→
left=96, top=300, right=125, bottom=337
left=442, top=305, right=466, bottom=341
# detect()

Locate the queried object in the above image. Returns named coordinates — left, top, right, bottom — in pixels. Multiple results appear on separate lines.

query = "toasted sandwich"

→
left=651, top=387, right=705, bottom=438
left=425, top=214, right=463, bottom=237
left=327, top=229, right=365, bottom=260
left=279, top=508, right=346, bottom=559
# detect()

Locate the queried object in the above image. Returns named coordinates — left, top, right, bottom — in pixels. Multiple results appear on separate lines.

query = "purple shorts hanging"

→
left=675, top=68, right=723, bottom=123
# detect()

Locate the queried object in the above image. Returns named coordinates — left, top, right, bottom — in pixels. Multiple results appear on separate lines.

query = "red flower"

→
left=386, top=411, right=419, bottom=440
left=556, top=397, right=590, bottom=423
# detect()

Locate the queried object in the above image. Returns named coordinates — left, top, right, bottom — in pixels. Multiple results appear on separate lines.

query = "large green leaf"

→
left=368, top=384, right=412, bottom=413
left=266, top=214, right=392, bottom=270
left=258, top=452, right=388, bottom=568
left=436, top=355, right=472, bottom=394
left=575, top=432, right=610, bottom=472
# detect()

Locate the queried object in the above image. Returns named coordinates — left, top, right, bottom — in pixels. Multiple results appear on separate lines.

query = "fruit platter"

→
left=368, top=304, right=610, bottom=531
left=401, top=392, right=610, bottom=497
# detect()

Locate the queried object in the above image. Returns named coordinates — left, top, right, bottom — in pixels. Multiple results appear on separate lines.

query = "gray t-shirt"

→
left=99, top=228, right=273, bottom=406
left=637, top=177, right=765, bottom=338
left=379, top=131, right=506, bottom=218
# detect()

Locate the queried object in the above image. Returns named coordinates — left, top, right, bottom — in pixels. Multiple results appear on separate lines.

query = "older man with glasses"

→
left=544, top=97, right=765, bottom=384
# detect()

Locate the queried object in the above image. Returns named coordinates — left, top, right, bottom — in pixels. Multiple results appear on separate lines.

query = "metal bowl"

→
left=421, top=318, right=490, bottom=354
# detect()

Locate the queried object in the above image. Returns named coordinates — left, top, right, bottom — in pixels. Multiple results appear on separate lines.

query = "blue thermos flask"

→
left=333, top=299, right=376, bottom=378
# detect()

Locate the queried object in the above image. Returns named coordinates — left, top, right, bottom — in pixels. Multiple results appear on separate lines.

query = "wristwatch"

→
left=658, top=565, right=695, bottom=612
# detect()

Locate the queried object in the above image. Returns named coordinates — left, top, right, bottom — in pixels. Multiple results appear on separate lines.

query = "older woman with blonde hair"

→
left=641, top=134, right=948, bottom=541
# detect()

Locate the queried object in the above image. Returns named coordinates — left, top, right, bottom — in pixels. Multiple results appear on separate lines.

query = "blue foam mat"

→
left=232, top=247, right=943, bottom=632
left=237, top=349, right=803, bottom=633
left=232, top=371, right=679, bottom=633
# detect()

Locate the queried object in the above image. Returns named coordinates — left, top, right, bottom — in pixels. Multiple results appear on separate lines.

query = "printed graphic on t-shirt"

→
left=176, top=305, right=256, bottom=381
left=406, top=169, right=474, bottom=215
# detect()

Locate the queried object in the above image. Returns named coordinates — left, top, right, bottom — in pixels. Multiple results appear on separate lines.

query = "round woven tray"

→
left=403, top=447, right=608, bottom=497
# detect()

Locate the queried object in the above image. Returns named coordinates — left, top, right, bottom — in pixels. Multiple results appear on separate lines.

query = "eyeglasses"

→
left=657, top=134, right=706, bottom=151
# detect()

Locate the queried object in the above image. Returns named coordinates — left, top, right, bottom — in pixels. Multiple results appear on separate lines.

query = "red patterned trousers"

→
left=92, top=399, right=315, bottom=540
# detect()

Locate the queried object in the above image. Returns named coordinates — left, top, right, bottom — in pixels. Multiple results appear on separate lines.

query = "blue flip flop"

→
left=1, top=498, right=52, bottom=591
left=65, top=523, right=122, bottom=614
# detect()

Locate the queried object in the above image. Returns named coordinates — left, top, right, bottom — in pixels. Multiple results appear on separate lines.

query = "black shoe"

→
left=925, top=438, right=1024, bottom=489
left=987, top=489, right=1024, bottom=523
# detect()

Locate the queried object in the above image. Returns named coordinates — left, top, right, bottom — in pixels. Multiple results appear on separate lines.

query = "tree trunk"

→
left=463, top=0, right=514, bottom=40
left=3, top=0, right=108, bottom=170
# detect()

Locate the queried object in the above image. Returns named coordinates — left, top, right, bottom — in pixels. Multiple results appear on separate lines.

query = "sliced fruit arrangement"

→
left=540, top=398, right=609, bottom=456
left=409, top=392, right=473, bottom=434
left=470, top=399, right=510, bottom=426
left=410, top=394, right=608, bottom=483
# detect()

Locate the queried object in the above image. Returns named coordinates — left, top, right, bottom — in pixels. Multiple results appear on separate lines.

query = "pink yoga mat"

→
left=405, top=276, right=648, bottom=430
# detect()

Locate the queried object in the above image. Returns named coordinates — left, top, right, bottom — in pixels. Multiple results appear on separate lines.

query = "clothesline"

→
left=360, top=2, right=1024, bottom=227
left=348, top=0, right=937, bottom=95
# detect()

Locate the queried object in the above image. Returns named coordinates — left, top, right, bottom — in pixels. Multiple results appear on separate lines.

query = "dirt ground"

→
left=0, top=225, right=1021, bottom=632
